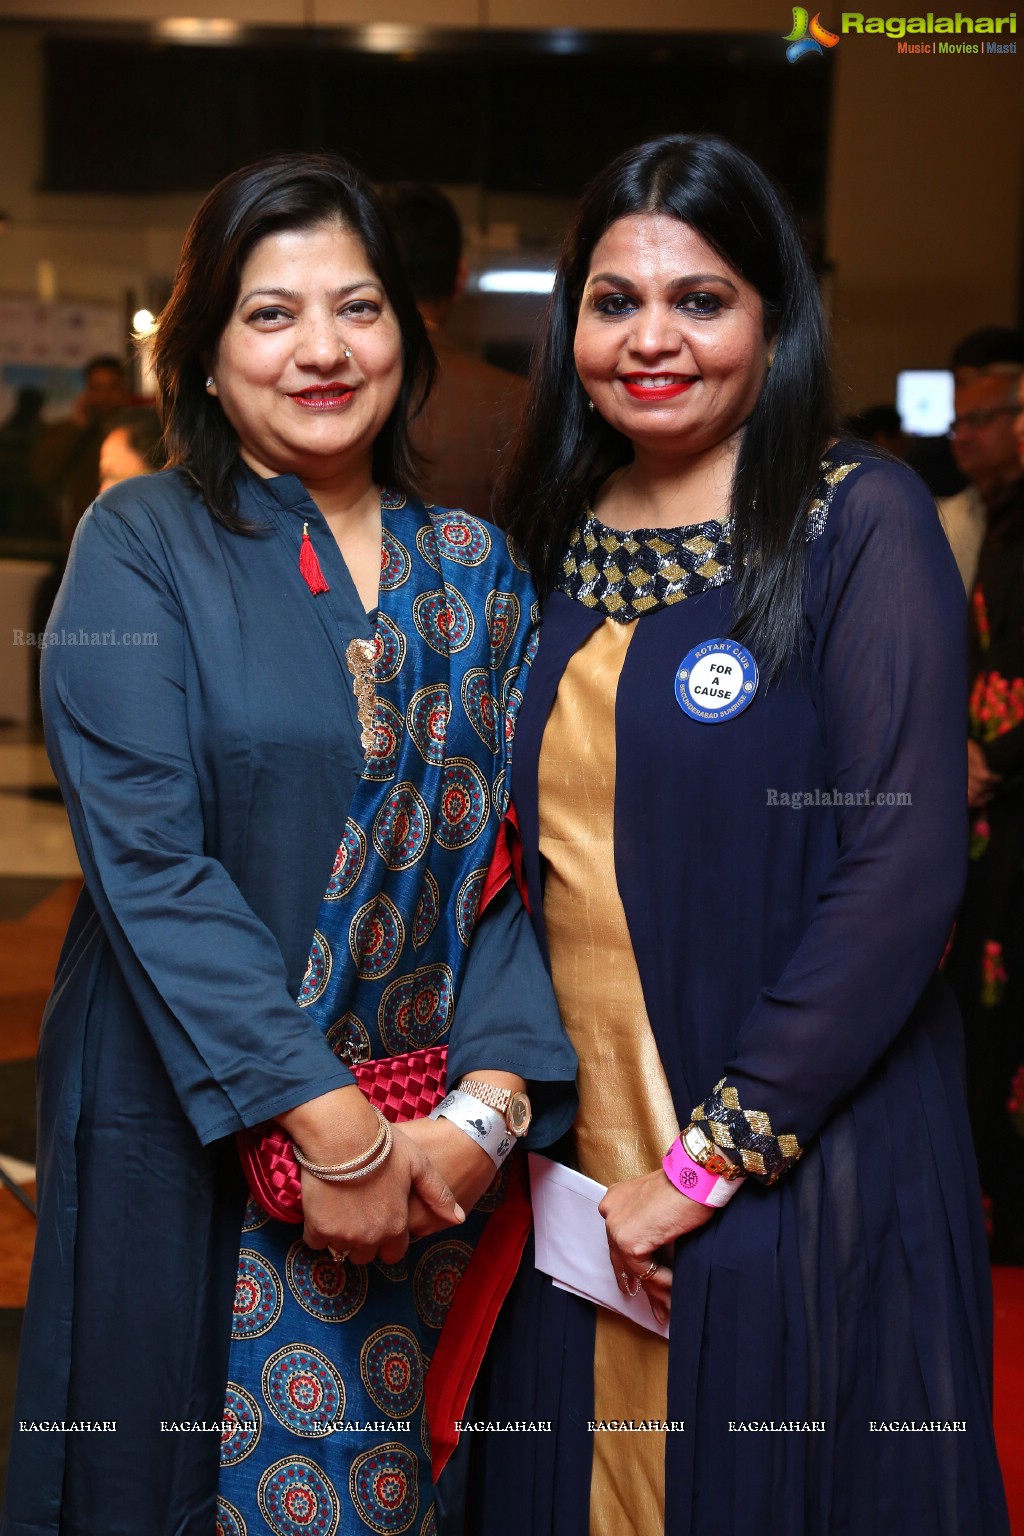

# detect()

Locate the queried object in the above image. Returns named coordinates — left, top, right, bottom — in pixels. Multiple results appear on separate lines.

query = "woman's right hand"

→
left=276, top=1086, right=464, bottom=1264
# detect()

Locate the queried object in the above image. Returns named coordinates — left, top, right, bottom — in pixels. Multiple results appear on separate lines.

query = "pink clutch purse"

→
left=237, top=1044, right=449, bottom=1223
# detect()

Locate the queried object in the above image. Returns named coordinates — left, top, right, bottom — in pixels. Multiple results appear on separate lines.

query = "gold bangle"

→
left=292, top=1110, right=388, bottom=1177
left=304, top=1120, right=394, bottom=1183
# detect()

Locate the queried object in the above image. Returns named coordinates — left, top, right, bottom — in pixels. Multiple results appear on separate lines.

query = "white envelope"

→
left=528, top=1152, right=670, bottom=1339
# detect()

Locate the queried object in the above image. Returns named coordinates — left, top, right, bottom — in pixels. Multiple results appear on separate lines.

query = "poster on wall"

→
left=0, top=295, right=124, bottom=421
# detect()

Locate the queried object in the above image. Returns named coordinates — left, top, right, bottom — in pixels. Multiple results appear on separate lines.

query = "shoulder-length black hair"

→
left=152, top=152, right=435, bottom=532
left=500, top=133, right=834, bottom=678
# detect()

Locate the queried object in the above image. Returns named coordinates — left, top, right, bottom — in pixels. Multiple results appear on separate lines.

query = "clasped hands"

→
left=277, top=1083, right=499, bottom=1266
left=598, top=1169, right=715, bottom=1327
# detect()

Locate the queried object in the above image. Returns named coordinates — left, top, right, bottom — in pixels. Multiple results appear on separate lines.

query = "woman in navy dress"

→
left=2, top=154, right=575, bottom=1536
left=468, top=134, right=1009, bottom=1535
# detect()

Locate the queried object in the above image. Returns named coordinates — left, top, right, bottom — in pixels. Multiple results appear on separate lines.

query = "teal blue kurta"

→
left=1, top=467, right=574, bottom=1536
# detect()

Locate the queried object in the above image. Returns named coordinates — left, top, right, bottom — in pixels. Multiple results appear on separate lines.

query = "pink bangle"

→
left=663, top=1137, right=744, bottom=1208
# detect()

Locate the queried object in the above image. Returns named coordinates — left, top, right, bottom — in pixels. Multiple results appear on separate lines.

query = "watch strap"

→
left=663, top=1137, right=744, bottom=1208
left=430, top=1089, right=517, bottom=1168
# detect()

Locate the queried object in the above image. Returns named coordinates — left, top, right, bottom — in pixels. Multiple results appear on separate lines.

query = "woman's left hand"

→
left=401, top=1116, right=499, bottom=1238
left=599, top=1170, right=715, bottom=1326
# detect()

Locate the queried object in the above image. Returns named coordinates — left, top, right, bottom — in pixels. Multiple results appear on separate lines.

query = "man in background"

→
left=944, top=327, right=1024, bottom=1263
left=940, top=327, right=1024, bottom=591
left=385, top=184, right=526, bottom=521
left=32, top=354, right=127, bottom=544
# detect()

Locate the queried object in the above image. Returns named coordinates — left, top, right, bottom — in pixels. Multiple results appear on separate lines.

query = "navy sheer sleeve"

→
left=42, top=500, right=354, bottom=1146
left=691, top=462, right=968, bottom=1180
left=448, top=883, right=578, bottom=1147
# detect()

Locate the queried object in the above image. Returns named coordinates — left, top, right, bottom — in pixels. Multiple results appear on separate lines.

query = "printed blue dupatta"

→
left=218, top=496, right=539, bottom=1536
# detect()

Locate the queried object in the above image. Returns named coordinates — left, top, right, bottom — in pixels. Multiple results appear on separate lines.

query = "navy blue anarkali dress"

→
left=469, top=449, right=1010, bottom=1535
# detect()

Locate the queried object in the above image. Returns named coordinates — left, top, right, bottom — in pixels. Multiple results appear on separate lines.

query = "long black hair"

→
left=499, top=133, right=834, bottom=679
left=153, top=153, right=436, bottom=533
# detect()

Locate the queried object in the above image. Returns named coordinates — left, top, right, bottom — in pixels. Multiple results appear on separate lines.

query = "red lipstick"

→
left=620, top=374, right=696, bottom=402
left=288, top=384, right=356, bottom=410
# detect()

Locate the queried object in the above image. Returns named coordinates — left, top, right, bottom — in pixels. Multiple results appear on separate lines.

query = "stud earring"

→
left=205, top=376, right=214, bottom=389
left=587, top=399, right=595, bottom=413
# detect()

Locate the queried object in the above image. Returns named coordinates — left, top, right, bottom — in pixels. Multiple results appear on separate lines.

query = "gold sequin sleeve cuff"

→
left=690, top=1079, right=804, bottom=1185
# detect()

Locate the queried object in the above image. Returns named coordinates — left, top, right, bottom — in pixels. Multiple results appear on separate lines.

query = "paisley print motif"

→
left=460, top=669, right=501, bottom=754
left=412, top=587, right=474, bottom=657
left=380, top=531, right=411, bottom=591
left=456, top=868, right=487, bottom=947
left=434, top=759, right=489, bottom=851
left=364, top=700, right=404, bottom=783
left=431, top=510, right=491, bottom=566
left=372, top=784, right=431, bottom=872
left=216, top=1498, right=248, bottom=1536
left=485, top=589, right=521, bottom=671
left=220, top=1385, right=262, bottom=1467
left=258, top=1457, right=341, bottom=1536
left=262, top=1345, right=345, bottom=1437
left=360, top=1326, right=424, bottom=1418
left=412, top=871, right=440, bottom=950
left=349, top=894, right=405, bottom=981
left=298, top=930, right=332, bottom=1008
left=406, top=685, right=450, bottom=766
left=378, top=964, right=454, bottom=1054
left=324, top=1011, right=372, bottom=1067
left=415, top=524, right=442, bottom=573
left=412, top=1241, right=472, bottom=1330
left=349, top=1444, right=419, bottom=1535
left=232, top=1251, right=284, bottom=1340
left=325, top=820, right=367, bottom=902
left=287, top=1243, right=369, bottom=1324
left=373, top=614, right=407, bottom=684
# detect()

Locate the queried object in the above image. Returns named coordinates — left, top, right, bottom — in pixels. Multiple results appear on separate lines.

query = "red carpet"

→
left=994, top=1266, right=1024, bottom=1533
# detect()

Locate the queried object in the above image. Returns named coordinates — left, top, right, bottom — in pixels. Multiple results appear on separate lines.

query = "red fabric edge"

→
left=425, top=1155, right=532, bottom=1481
left=479, top=804, right=530, bottom=917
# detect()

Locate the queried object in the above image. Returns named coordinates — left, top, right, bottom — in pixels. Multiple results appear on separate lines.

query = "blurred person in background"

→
left=944, top=331, right=1024, bottom=1264
left=31, top=353, right=127, bottom=542
left=384, top=182, right=526, bottom=520
left=938, top=327, right=1024, bottom=591
left=98, top=405, right=166, bottom=491
left=0, top=385, right=52, bottom=541
left=843, top=402, right=908, bottom=458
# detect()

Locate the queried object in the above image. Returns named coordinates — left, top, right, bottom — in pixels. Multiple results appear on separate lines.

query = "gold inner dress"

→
left=537, top=616, right=680, bottom=1536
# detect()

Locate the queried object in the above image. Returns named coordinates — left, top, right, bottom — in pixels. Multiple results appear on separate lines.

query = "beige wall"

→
left=826, top=32, right=1024, bottom=409
left=0, top=8, right=1021, bottom=414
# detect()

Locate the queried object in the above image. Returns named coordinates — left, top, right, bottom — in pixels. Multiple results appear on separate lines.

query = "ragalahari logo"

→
left=784, top=7, right=841, bottom=60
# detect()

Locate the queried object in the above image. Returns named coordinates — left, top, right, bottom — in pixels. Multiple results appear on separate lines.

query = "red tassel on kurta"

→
left=299, top=521, right=330, bottom=595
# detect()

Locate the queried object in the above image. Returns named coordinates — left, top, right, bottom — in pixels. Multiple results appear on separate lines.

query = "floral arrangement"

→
left=981, top=939, right=1008, bottom=1007
left=969, top=670, right=1024, bottom=744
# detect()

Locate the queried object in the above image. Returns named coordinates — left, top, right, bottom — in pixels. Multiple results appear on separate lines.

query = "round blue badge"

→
left=675, top=638, right=759, bottom=724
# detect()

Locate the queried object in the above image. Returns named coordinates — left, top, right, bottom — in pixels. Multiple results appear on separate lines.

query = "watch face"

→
left=507, top=1092, right=531, bottom=1137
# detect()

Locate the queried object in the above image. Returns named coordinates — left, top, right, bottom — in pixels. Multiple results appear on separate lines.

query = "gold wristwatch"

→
left=456, top=1077, right=532, bottom=1138
left=681, top=1122, right=744, bottom=1181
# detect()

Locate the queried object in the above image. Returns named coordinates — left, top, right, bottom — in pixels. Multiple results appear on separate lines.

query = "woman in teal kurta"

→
left=1, top=155, right=574, bottom=1536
